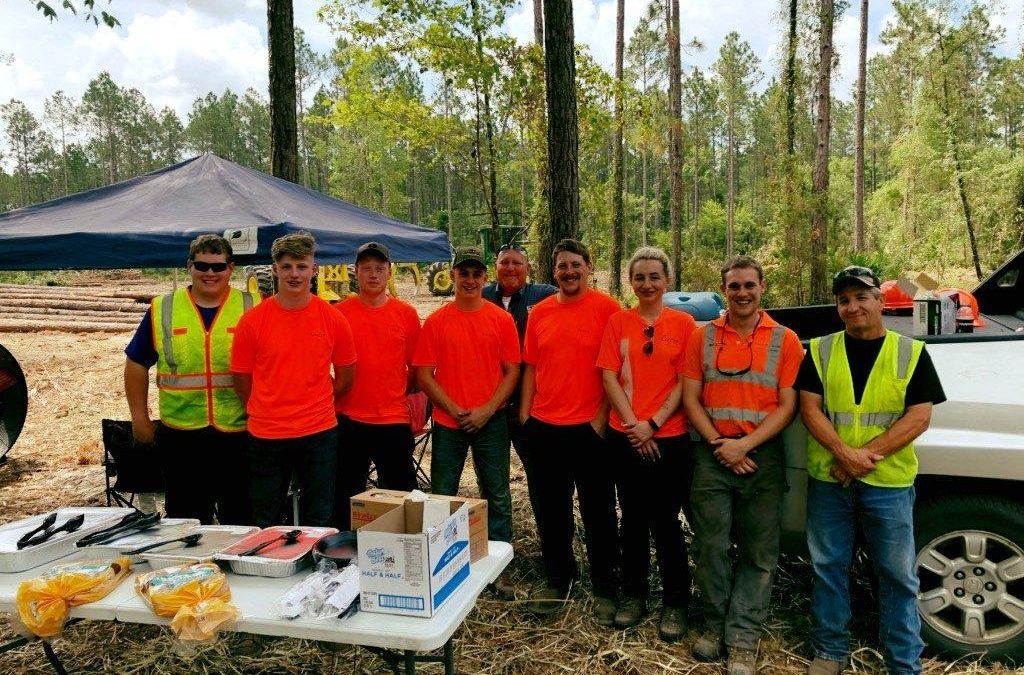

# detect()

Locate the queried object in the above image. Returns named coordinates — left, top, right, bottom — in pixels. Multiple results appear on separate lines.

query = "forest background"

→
left=3, top=0, right=1024, bottom=306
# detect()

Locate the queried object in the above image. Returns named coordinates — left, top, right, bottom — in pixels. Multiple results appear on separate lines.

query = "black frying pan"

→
left=0, top=342, right=28, bottom=461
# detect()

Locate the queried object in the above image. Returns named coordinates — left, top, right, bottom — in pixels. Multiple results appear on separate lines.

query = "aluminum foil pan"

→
left=0, top=507, right=134, bottom=573
left=214, top=526, right=337, bottom=578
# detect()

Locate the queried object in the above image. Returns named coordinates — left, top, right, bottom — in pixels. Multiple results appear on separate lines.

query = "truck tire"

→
left=426, top=262, right=453, bottom=297
left=915, top=495, right=1024, bottom=663
left=244, top=265, right=275, bottom=298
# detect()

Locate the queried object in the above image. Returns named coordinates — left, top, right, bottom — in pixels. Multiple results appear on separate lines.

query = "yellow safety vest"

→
left=152, top=287, right=257, bottom=431
left=807, top=330, right=924, bottom=487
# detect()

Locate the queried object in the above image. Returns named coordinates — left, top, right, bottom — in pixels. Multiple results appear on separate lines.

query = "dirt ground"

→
left=0, top=274, right=1016, bottom=674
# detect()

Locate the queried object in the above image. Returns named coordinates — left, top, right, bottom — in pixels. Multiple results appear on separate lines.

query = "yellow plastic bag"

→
left=136, top=562, right=238, bottom=642
left=16, top=557, right=132, bottom=638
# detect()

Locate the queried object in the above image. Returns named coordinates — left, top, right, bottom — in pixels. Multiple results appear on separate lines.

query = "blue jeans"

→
left=807, top=478, right=923, bottom=675
left=430, top=414, right=512, bottom=543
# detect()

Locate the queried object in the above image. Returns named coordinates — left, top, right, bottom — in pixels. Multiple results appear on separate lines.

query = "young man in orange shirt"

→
left=334, top=242, right=421, bottom=530
left=231, top=232, right=357, bottom=527
left=520, top=239, right=621, bottom=621
left=414, top=246, right=520, bottom=597
left=681, top=255, right=803, bottom=675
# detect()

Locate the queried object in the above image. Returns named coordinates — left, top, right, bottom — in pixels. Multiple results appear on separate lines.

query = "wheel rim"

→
left=917, top=529, right=1024, bottom=646
left=432, top=270, right=452, bottom=292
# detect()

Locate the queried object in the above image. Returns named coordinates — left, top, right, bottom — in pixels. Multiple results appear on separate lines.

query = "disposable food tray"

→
left=0, top=507, right=135, bottom=573
left=141, top=525, right=259, bottom=568
left=81, top=518, right=200, bottom=564
left=215, top=526, right=337, bottom=578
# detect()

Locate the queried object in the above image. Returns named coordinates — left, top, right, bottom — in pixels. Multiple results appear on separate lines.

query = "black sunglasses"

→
left=191, top=261, right=230, bottom=273
left=642, top=324, right=655, bottom=357
left=715, top=340, right=753, bottom=377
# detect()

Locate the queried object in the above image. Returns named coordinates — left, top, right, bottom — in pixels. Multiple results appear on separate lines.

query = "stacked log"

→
left=0, top=284, right=152, bottom=334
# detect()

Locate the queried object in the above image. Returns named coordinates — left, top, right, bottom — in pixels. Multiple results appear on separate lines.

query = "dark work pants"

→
left=610, top=430, right=694, bottom=607
left=524, top=418, right=619, bottom=597
left=506, top=404, right=542, bottom=519
left=334, top=415, right=417, bottom=530
left=158, top=425, right=250, bottom=526
left=691, top=437, right=787, bottom=650
left=247, top=427, right=337, bottom=528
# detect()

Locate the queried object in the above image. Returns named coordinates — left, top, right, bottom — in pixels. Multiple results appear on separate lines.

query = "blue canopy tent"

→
left=0, top=153, right=451, bottom=270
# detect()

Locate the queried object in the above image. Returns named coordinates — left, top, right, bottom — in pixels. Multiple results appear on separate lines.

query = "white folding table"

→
left=0, top=541, right=513, bottom=675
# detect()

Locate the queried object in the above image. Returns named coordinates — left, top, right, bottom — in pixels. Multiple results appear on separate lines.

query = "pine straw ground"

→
left=0, top=277, right=1019, bottom=674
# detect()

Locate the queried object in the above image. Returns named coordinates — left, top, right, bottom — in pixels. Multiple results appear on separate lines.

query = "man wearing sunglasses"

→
left=796, top=266, right=944, bottom=675
left=681, top=255, right=804, bottom=675
left=125, top=234, right=260, bottom=525
left=482, top=242, right=556, bottom=520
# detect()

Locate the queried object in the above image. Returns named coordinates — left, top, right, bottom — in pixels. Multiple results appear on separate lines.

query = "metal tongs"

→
left=16, top=513, right=86, bottom=549
left=77, top=511, right=162, bottom=547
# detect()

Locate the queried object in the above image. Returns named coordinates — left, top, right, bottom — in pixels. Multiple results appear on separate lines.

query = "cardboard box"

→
left=913, top=291, right=956, bottom=335
left=350, top=489, right=489, bottom=563
left=896, top=271, right=941, bottom=300
left=357, top=499, right=471, bottom=618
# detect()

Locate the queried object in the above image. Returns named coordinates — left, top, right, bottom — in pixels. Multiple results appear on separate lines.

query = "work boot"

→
left=807, top=657, right=846, bottom=675
left=658, top=605, right=687, bottom=642
left=727, top=647, right=758, bottom=675
left=613, top=595, right=647, bottom=629
left=691, top=632, right=724, bottom=662
left=489, top=573, right=515, bottom=600
left=593, top=596, right=617, bottom=627
left=526, top=585, right=568, bottom=616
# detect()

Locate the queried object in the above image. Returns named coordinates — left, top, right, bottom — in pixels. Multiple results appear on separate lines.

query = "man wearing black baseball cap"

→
left=333, top=241, right=422, bottom=530
left=414, top=245, right=521, bottom=598
left=795, top=264, right=945, bottom=675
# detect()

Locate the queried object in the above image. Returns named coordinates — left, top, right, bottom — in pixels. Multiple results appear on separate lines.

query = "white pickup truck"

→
left=774, top=249, right=1024, bottom=662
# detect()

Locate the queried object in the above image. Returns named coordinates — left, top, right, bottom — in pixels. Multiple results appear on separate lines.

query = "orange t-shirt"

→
left=596, top=307, right=697, bottom=438
left=230, top=296, right=357, bottom=439
left=412, top=301, right=520, bottom=429
left=335, top=296, right=421, bottom=424
left=522, top=289, right=620, bottom=425
left=681, top=310, right=803, bottom=437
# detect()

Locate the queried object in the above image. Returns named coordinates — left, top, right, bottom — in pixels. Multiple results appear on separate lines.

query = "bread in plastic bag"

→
left=135, top=561, right=238, bottom=642
left=15, top=556, right=132, bottom=638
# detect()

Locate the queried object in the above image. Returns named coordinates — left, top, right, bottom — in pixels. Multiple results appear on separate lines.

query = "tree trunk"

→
left=937, top=38, right=983, bottom=280
left=853, top=0, right=868, bottom=251
left=268, top=0, right=298, bottom=183
left=810, top=0, right=834, bottom=304
left=727, top=109, right=736, bottom=257
left=641, top=149, right=649, bottom=246
left=610, top=0, right=625, bottom=296
left=542, top=0, right=580, bottom=263
left=667, top=0, right=683, bottom=289
left=470, top=0, right=501, bottom=251
left=786, top=0, right=798, bottom=156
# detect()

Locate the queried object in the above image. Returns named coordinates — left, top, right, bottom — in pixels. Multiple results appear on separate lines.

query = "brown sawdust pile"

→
left=0, top=275, right=1019, bottom=674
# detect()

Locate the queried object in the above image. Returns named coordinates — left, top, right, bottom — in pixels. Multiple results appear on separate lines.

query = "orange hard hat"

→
left=938, top=288, right=984, bottom=327
left=881, top=280, right=913, bottom=311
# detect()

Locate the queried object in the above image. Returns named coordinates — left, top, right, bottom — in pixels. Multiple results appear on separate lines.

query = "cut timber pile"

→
left=0, top=284, right=151, bottom=334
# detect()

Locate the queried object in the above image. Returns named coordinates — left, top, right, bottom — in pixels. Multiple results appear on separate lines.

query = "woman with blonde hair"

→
left=596, top=246, right=698, bottom=641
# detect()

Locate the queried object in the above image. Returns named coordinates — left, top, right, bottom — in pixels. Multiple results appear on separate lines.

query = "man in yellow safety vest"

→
left=124, top=234, right=259, bottom=525
left=796, top=265, right=946, bottom=675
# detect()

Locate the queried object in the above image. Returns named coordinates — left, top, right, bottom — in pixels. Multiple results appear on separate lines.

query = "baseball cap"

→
left=452, top=246, right=486, bottom=269
left=832, top=265, right=881, bottom=295
left=355, top=241, right=391, bottom=263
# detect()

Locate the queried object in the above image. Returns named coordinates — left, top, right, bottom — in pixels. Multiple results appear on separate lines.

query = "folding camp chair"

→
left=101, top=419, right=165, bottom=508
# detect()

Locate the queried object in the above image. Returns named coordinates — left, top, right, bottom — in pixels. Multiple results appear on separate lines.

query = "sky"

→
left=1, top=0, right=1023, bottom=130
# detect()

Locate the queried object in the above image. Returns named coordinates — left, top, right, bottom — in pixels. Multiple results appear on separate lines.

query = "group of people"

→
left=123, top=231, right=945, bottom=675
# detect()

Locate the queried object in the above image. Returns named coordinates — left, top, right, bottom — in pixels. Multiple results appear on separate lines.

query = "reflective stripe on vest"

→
left=153, top=288, right=256, bottom=431
left=700, top=322, right=786, bottom=425
left=807, top=330, right=924, bottom=487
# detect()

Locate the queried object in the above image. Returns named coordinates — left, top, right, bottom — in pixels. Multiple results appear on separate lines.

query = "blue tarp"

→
left=0, top=153, right=451, bottom=270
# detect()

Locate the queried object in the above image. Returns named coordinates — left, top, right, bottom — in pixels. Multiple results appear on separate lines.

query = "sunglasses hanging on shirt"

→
left=642, top=324, right=655, bottom=357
